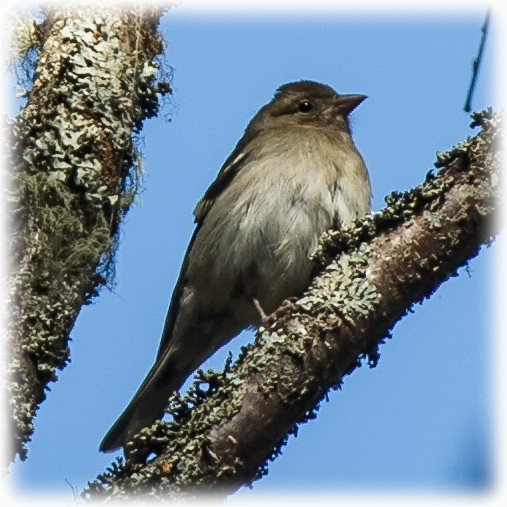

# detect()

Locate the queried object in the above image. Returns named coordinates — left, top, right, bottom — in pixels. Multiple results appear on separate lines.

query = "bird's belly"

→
left=241, top=206, right=331, bottom=314
left=189, top=176, right=335, bottom=320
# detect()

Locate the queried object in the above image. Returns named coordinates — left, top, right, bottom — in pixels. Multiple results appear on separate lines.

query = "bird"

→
left=100, top=80, right=371, bottom=455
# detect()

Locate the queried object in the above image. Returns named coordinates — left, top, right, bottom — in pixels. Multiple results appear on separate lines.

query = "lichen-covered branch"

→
left=5, top=5, right=170, bottom=463
left=83, top=111, right=502, bottom=501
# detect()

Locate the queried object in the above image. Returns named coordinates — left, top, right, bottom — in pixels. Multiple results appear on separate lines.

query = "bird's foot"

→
left=253, top=297, right=298, bottom=328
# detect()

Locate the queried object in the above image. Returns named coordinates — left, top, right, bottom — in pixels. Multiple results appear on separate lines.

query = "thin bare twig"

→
left=464, top=10, right=490, bottom=112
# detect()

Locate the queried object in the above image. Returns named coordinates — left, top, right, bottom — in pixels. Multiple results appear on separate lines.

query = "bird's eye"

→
left=298, top=100, right=313, bottom=113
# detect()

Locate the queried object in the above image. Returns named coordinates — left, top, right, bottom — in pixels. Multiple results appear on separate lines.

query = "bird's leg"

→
left=252, top=298, right=269, bottom=322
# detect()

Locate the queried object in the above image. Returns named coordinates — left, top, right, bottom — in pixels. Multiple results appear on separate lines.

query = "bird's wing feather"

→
left=154, top=224, right=200, bottom=360
left=193, top=128, right=257, bottom=223
left=155, top=133, right=254, bottom=359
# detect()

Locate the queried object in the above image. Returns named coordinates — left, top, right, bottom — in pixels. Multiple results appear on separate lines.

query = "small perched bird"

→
left=100, top=80, right=371, bottom=454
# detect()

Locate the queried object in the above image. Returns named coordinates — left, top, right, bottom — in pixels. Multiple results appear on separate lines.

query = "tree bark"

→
left=83, top=111, right=502, bottom=501
left=5, top=5, right=170, bottom=464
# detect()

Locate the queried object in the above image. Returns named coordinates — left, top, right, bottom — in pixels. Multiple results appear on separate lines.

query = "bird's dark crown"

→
left=275, top=80, right=337, bottom=100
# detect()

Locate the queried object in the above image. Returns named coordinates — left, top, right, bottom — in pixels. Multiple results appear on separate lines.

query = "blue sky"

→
left=5, top=3, right=505, bottom=504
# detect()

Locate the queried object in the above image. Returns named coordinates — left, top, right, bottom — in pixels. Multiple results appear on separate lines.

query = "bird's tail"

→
left=99, top=399, right=139, bottom=453
left=99, top=353, right=181, bottom=453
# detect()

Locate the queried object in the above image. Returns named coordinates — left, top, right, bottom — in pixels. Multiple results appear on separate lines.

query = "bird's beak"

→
left=332, top=94, right=368, bottom=116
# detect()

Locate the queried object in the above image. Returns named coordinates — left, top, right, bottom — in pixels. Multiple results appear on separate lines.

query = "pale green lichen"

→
left=7, top=6, right=170, bottom=460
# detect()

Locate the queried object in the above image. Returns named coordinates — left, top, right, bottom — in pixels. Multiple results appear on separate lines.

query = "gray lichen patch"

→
left=6, top=6, right=171, bottom=461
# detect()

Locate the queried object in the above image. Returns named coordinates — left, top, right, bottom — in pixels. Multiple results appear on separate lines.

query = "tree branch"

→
left=84, top=111, right=502, bottom=501
left=5, top=5, right=170, bottom=464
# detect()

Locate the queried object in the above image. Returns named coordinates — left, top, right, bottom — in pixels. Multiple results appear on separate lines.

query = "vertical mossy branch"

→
left=83, top=111, right=501, bottom=501
left=5, top=6, right=170, bottom=463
